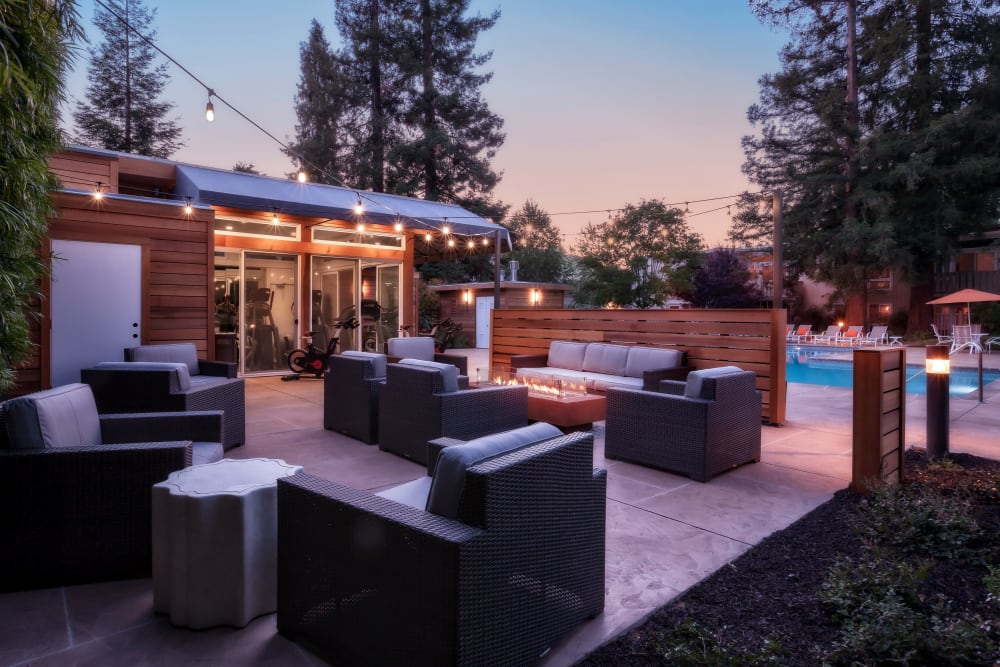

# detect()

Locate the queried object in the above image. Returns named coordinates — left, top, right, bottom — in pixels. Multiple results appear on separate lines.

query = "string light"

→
left=425, top=232, right=432, bottom=242
left=356, top=223, right=365, bottom=233
left=297, top=170, right=307, bottom=183
left=93, top=181, right=104, bottom=200
left=272, top=209, right=279, bottom=225
left=394, top=218, right=403, bottom=233
left=205, top=89, right=215, bottom=122
left=353, top=196, right=363, bottom=216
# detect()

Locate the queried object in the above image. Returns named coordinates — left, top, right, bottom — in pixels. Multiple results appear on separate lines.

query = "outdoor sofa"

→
left=0, top=383, right=224, bottom=592
left=276, top=422, right=607, bottom=666
left=510, top=341, right=692, bottom=393
left=81, top=343, right=245, bottom=449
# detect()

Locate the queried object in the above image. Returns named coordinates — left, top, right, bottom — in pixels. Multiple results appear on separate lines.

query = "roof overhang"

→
left=174, top=164, right=511, bottom=250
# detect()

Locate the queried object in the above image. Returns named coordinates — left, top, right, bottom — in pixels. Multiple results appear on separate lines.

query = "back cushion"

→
left=340, top=351, right=387, bottom=378
left=398, top=358, right=459, bottom=393
left=3, top=383, right=102, bottom=450
left=582, top=343, right=629, bottom=376
left=92, top=361, right=192, bottom=392
left=387, top=336, right=435, bottom=361
left=624, top=347, right=684, bottom=378
left=426, top=422, right=563, bottom=519
left=547, top=341, right=587, bottom=371
left=129, top=343, right=200, bottom=376
left=684, top=366, right=747, bottom=399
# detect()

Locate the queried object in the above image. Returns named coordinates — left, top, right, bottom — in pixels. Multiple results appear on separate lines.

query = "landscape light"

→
left=926, top=344, right=950, bottom=459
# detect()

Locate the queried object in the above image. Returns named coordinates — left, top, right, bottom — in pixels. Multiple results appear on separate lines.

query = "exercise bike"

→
left=284, top=317, right=360, bottom=378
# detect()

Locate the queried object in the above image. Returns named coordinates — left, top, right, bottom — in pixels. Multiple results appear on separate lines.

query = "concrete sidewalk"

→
left=2, top=345, right=997, bottom=667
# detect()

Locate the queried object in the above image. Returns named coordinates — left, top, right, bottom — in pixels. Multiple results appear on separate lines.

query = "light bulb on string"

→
left=272, top=209, right=279, bottom=225
left=441, top=218, right=450, bottom=236
left=297, top=170, right=307, bottom=183
left=357, top=223, right=365, bottom=233
left=467, top=239, right=475, bottom=250
left=482, top=237, right=489, bottom=246
left=205, top=89, right=215, bottom=122
left=425, top=232, right=432, bottom=242
left=353, top=196, right=363, bottom=216
left=684, top=202, right=690, bottom=214
left=447, top=238, right=456, bottom=248
left=93, top=181, right=104, bottom=201
left=393, top=216, right=403, bottom=233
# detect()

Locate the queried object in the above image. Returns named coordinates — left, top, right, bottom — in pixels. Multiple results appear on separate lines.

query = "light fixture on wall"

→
left=93, top=181, right=104, bottom=201
left=462, top=288, right=473, bottom=310
left=183, top=197, right=193, bottom=215
left=205, top=89, right=216, bottom=122
left=530, top=288, right=542, bottom=307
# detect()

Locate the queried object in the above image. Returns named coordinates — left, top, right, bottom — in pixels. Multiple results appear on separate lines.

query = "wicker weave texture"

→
left=276, top=431, right=605, bottom=666
left=323, top=354, right=383, bottom=444
left=82, top=367, right=245, bottom=449
left=378, top=363, right=529, bottom=464
left=605, top=371, right=762, bottom=482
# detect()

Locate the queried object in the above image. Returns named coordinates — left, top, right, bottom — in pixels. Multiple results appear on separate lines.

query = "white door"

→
left=475, top=296, right=494, bottom=348
left=50, top=240, right=142, bottom=386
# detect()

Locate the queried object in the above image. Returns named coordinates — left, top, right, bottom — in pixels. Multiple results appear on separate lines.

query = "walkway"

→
left=2, top=346, right=998, bottom=666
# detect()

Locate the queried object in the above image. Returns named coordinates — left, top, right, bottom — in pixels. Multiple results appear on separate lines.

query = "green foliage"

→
left=973, top=303, right=1000, bottom=336
left=0, top=0, right=82, bottom=394
left=416, top=281, right=439, bottom=331
left=573, top=200, right=704, bottom=308
left=231, top=161, right=261, bottom=174
left=820, top=554, right=995, bottom=665
left=503, top=199, right=566, bottom=283
left=73, top=0, right=182, bottom=158
left=856, top=480, right=980, bottom=559
left=646, top=620, right=784, bottom=666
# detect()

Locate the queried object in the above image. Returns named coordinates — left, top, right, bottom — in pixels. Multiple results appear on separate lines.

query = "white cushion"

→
left=129, top=343, right=201, bottom=376
left=398, top=358, right=460, bottom=393
left=340, top=351, right=387, bottom=377
left=582, top=343, right=629, bottom=376
left=375, top=476, right=433, bottom=510
left=624, top=347, right=684, bottom=378
left=547, top=341, right=587, bottom=371
left=387, top=337, right=435, bottom=361
left=684, top=366, right=747, bottom=399
left=3, top=383, right=102, bottom=450
left=425, top=423, right=563, bottom=519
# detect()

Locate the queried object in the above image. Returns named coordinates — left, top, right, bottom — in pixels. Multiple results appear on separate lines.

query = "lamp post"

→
left=925, top=344, right=950, bottom=459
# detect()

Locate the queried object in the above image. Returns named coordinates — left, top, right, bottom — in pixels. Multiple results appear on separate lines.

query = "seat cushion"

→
left=398, top=358, right=459, bottom=393
left=340, top=351, right=387, bottom=378
left=387, top=337, right=435, bottom=361
left=624, top=347, right=684, bottom=378
left=425, top=422, right=563, bottom=519
left=547, top=341, right=587, bottom=371
left=2, top=383, right=102, bottom=450
left=684, top=366, right=747, bottom=399
left=128, top=343, right=201, bottom=376
left=582, top=343, right=629, bottom=376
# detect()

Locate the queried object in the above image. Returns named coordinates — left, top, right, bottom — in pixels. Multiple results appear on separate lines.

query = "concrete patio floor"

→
left=2, top=346, right=998, bottom=666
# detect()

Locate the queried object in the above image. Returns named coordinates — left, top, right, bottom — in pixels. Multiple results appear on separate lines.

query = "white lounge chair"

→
left=931, top=324, right=953, bottom=346
left=812, top=325, right=841, bottom=345
left=859, top=325, right=888, bottom=346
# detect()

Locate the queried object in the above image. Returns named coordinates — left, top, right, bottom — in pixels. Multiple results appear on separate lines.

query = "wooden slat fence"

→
left=490, top=308, right=787, bottom=425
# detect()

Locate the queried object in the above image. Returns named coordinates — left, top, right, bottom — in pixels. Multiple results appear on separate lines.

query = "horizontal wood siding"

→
left=489, top=308, right=787, bottom=425
left=48, top=153, right=118, bottom=193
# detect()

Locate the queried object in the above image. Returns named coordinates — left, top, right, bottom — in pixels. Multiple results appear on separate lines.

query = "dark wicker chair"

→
left=81, top=343, right=245, bottom=449
left=377, top=359, right=529, bottom=464
left=276, top=427, right=607, bottom=667
left=386, top=336, right=469, bottom=375
left=605, top=366, right=762, bottom=482
left=0, top=383, right=210, bottom=592
left=324, top=351, right=386, bottom=444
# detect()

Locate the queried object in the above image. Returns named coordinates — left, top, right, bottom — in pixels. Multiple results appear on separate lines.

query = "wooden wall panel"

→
left=489, top=308, right=787, bottom=425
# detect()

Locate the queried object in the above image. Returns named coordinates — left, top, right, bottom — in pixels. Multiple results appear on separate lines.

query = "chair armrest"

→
left=642, top=365, right=694, bottom=391
left=198, top=360, right=238, bottom=378
left=509, top=354, right=547, bottom=369
left=426, top=436, right=466, bottom=475
left=100, top=411, right=224, bottom=445
left=658, top=379, right=687, bottom=395
left=434, top=352, right=468, bottom=375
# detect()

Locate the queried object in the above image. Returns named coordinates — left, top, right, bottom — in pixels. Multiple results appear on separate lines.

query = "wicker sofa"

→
left=605, top=366, right=762, bottom=482
left=0, top=383, right=214, bottom=592
left=276, top=423, right=607, bottom=666
left=377, top=359, right=529, bottom=464
left=510, top=341, right=692, bottom=393
left=81, top=343, right=245, bottom=449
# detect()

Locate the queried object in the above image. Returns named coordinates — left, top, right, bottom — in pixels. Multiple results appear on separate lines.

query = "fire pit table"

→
left=475, top=366, right=606, bottom=432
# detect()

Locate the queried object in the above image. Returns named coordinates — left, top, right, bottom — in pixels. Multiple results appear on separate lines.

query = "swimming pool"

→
left=786, top=346, right=1000, bottom=396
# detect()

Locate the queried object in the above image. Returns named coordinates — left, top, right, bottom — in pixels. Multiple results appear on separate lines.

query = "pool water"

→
left=786, top=346, right=999, bottom=396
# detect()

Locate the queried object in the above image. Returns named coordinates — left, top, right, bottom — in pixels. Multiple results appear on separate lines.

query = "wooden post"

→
left=852, top=347, right=905, bottom=494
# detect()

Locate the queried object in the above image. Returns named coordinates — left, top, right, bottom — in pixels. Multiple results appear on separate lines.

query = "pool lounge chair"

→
left=858, top=325, right=888, bottom=346
left=839, top=326, right=865, bottom=346
left=790, top=325, right=813, bottom=344
left=812, top=325, right=841, bottom=345
left=784, top=324, right=796, bottom=342
left=931, top=324, right=953, bottom=346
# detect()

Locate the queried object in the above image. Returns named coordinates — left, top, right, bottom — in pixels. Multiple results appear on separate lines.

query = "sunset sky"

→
left=61, top=1, right=790, bottom=248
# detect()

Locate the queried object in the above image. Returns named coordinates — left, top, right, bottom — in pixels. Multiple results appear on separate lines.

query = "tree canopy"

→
left=73, top=0, right=182, bottom=158
left=1, top=0, right=82, bottom=392
left=686, top=248, right=763, bottom=308
left=573, top=200, right=704, bottom=308
left=503, top=199, right=566, bottom=283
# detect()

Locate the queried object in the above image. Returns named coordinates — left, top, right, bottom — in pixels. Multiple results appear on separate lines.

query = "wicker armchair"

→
left=386, top=336, right=469, bottom=375
left=377, top=359, right=529, bottom=464
left=81, top=343, right=245, bottom=449
left=605, top=366, right=762, bottom=482
left=0, top=383, right=204, bottom=592
left=276, top=426, right=607, bottom=667
left=324, top=351, right=386, bottom=444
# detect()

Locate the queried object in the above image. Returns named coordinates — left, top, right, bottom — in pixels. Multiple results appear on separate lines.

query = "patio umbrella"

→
left=926, top=288, right=1000, bottom=402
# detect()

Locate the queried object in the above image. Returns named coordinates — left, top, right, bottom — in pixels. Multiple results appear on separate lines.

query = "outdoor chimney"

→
left=509, top=260, right=519, bottom=282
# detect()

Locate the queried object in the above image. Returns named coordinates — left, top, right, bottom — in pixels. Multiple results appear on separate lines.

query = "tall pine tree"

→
left=73, top=0, right=182, bottom=158
left=285, top=20, right=350, bottom=185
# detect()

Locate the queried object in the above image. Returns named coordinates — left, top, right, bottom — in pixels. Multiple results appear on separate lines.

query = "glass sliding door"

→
left=243, top=252, right=298, bottom=374
left=310, top=256, right=359, bottom=353
left=360, top=261, right=401, bottom=353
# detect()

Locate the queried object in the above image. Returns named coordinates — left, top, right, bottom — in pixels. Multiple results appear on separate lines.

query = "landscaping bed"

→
left=578, top=449, right=1000, bottom=666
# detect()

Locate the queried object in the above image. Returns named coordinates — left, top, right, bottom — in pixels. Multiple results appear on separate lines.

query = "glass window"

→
left=215, top=216, right=299, bottom=240
left=312, top=225, right=404, bottom=249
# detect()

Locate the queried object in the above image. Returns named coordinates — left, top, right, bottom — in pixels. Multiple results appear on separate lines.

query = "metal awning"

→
left=174, top=164, right=510, bottom=250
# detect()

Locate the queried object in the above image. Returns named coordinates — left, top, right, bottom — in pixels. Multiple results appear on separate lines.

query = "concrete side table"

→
left=152, top=457, right=303, bottom=629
